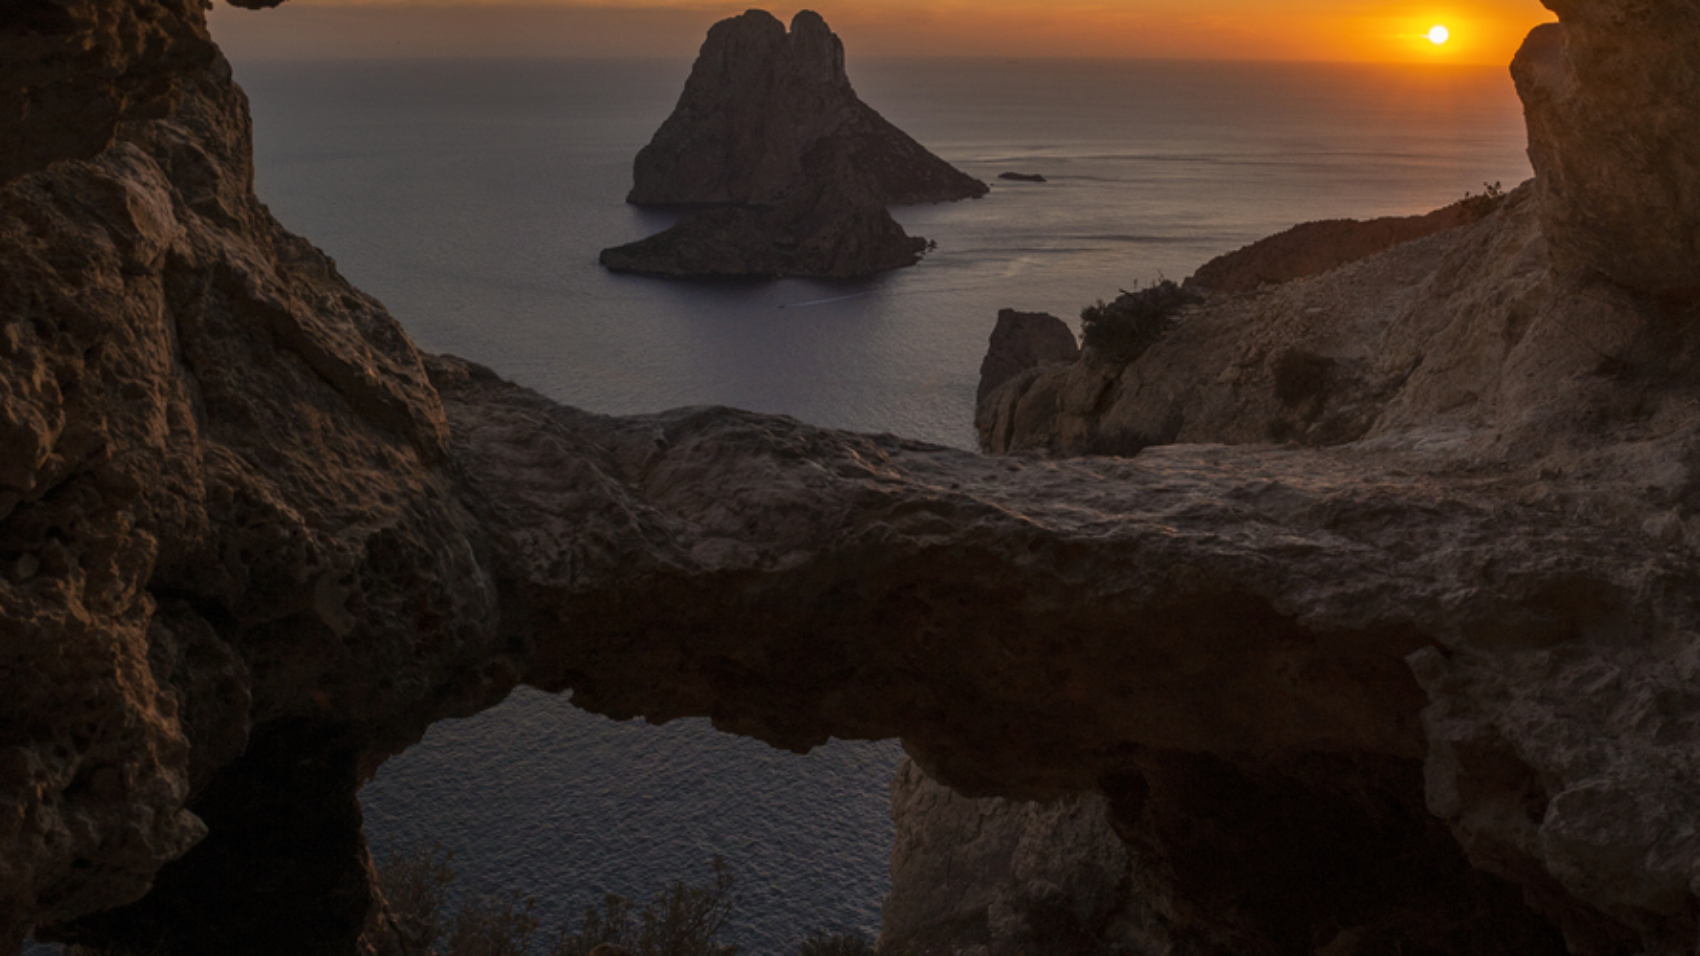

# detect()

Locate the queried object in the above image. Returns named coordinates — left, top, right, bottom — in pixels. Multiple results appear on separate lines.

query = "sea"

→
left=217, top=55, right=1528, bottom=954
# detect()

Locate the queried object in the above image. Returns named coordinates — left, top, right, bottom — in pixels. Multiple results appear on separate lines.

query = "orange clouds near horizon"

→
left=208, top=1, right=1554, bottom=66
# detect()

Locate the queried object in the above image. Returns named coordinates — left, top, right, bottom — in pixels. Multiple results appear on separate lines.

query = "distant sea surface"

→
left=227, top=55, right=1531, bottom=954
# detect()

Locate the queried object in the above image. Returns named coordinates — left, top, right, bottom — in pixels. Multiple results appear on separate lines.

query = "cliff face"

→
left=0, top=23, right=512, bottom=952
left=6, top=2, right=1700, bottom=955
left=1513, top=3, right=1700, bottom=299
left=626, top=9, right=987, bottom=208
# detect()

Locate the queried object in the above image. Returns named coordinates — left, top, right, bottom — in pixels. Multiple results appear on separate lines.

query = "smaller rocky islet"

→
left=599, top=9, right=985, bottom=280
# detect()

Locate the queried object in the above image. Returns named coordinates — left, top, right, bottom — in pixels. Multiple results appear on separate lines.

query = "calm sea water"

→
left=223, top=55, right=1531, bottom=954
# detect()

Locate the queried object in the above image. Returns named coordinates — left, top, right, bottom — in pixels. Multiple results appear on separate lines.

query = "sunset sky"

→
left=209, top=0, right=1555, bottom=64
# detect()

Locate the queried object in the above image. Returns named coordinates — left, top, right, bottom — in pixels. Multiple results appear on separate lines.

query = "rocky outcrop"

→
left=626, top=10, right=986, bottom=208
left=975, top=310, right=1079, bottom=405
left=881, top=758, right=1141, bottom=956
left=0, top=26, right=509, bottom=953
left=977, top=183, right=1545, bottom=456
left=600, top=160, right=927, bottom=279
left=1513, top=4, right=1700, bottom=299
left=1185, top=191, right=1506, bottom=294
left=8, top=1, right=1700, bottom=955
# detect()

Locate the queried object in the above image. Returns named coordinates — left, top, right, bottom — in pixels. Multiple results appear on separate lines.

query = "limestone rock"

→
left=881, top=758, right=1148, bottom=956
left=1, top=15, right=508, bottom=951
left=0, top=0, right=218, bottom=187
left=978, top=183, right=1549, bottom=456
left=1514, top=5, right=1700, bottom=299
left=1185, top=192, right=1506, bottom=294
left=627, top=10, right=986, bottom=207
left=975, top=310, right=1079, bottom=405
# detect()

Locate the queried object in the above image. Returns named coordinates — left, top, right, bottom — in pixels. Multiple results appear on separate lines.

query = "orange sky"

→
left=209, top=0, right=1555, bottom=64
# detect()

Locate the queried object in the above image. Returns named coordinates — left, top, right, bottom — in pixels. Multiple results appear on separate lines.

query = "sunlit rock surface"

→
left=4, top=0, right=1700, bottom=954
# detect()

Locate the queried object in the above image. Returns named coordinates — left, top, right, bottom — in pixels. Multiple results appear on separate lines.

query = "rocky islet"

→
left=599, top=9, right=985, bottom=280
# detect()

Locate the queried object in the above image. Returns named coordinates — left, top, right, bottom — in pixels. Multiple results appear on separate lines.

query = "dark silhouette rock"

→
left=627, top=10, right=987, bottom=208
left=997, top=172, right=1046, bottom=183
left=604, top=9, right=984, bottom=279
left=601, top=152, right=927, bottom=279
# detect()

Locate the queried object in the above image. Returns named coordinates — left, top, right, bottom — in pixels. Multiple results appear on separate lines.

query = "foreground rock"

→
left=627, top=10, right=987, bottom=207
left=1514, top=7, right=1700, bottom=299
left=881, top=758, right=1139, bottom=956
left=7, top=1, right=1700, bottom=955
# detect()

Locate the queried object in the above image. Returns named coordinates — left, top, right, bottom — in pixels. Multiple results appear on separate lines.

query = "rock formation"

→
left=6, top=1, right=1700, bottom=955
left=601, top=9, right=985, bottom=280
left=881, top=758, right=1140, bottom=956
left=600, top=155, right=927, bottom=279
left=626, top=10, right=986, bottom=208
left=1513, top=4, right=1700, bottom=300
left=975, top=310, right=1079, bottom=406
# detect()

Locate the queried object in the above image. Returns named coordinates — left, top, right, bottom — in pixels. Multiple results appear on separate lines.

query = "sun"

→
left=1427, top=24, right=1451, bottom=44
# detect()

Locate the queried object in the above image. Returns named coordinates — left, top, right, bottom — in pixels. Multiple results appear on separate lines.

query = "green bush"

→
left=1079, top=280, right=1198, bottom=363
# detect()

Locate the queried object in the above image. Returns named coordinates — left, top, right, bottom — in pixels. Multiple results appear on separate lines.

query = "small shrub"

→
left=378, top=842, right=456, bottom=953
left=795, top=929, right=875, bottom=956
left=446, top=892, right=540, bottom=956
left=1459, top=180, right=1507, bottom=219
left=549, top=858, right=739, bottom=956
left=1079, top=280, right=1199, bottom=363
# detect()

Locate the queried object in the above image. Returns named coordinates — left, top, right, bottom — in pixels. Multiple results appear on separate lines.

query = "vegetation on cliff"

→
left=379, top=846, right=873, bottom=956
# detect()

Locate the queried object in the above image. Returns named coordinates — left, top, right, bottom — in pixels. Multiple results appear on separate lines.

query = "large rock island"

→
left=7, top=1, right=1700, bottom=955
left=599, top=9, right=985, bottom=279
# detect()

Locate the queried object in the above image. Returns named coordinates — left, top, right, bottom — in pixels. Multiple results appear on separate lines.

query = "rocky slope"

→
left=1185, top=191, right=1506, bottom=294
left=5, top=1, right=1700, bottom=955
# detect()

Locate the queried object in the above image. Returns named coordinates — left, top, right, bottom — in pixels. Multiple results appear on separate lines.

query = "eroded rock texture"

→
left=1514, top=3, right=1700, bottom=299
left=5, top=0, right=1700, bottom=954
left=626, top=9, right=986, bottom=208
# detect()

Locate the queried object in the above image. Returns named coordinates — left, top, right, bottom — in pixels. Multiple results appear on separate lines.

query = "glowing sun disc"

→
left=1427, top=25, right=1451, bottom=44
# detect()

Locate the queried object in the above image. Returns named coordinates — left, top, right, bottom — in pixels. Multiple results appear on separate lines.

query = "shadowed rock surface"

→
left=626, top=9, right=987, bottom=208
left=6, top=1, right=1700, bottom=955
left=600, top=156, right=927, bottom=279
left=1513, top=4, right=1700, bottom=300
left=975, top=310, right=1080, bottom=405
